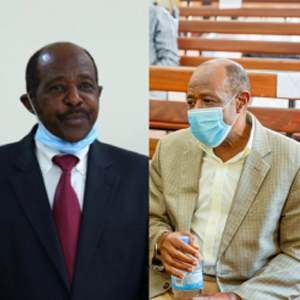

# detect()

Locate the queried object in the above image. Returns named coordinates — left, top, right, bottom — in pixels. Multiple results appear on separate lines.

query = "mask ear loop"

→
left=27, top=93, right=40, bottom=123
left=222, top=91, right=240, bottom=127
left=222, top=91, right=239, bottom=110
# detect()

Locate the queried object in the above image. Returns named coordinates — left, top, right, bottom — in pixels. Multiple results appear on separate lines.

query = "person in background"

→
left=149, top=3, right=180, bottom=100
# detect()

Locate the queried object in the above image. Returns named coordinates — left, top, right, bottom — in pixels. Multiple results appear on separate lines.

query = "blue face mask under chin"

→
left=187, top=92, right=239, bottom=148
left=35, top=122, right=98, bottom=155
left=27, top=94, right=98, bottom=154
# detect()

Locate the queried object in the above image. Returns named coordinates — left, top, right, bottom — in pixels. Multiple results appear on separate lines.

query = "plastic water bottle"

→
left=171, top=235, right=203, bottom=300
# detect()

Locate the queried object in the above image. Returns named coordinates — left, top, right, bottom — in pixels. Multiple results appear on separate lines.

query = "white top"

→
left=190, top=113, right=255, bottom=275
left=35, top=140, right=89, bottom=210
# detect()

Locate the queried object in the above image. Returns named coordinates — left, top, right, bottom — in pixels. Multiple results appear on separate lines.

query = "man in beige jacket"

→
left=149, top=59, right=300, bottom=300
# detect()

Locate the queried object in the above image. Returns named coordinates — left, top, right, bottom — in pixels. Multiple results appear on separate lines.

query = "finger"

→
left=163, top=260, right=186, bottom=279
left=173, top=239, right=200, bottom=260
left=159, top=238, right=179, bottom=258
left=189, top=234, right=200, bottom=250
left=160, top=237, right=198, bottom=265
left=164, top=254, right=194, bottom=273
left=171, top=248, right=199, bottom=266
left=177, top=231, right=199, bottom=249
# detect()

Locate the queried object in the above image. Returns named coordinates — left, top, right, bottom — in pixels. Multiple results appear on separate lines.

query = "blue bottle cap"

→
left=179, top=235, right=190, bottom=244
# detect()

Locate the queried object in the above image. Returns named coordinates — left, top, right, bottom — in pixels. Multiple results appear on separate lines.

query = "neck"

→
left=213, top=114, right=251, bottom=162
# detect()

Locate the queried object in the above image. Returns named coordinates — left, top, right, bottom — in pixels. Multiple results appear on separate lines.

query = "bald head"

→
left=190, top=59, right=250, bottom=97
left=25, top=42, right=98, bottom=97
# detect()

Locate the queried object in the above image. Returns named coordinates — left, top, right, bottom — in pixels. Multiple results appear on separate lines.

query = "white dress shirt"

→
left=35, top=140, right=89, bottom=210
left=191, top=113, right=255, bottom=275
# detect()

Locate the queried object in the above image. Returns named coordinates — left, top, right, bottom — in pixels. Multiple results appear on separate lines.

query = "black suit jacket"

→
left=0, top=127, right=148, bottom=300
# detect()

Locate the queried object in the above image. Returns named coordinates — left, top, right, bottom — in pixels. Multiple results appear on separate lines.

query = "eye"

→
left=50, top=85, right=64, bottom=91
left=187, top=99, right=195, bottom=108
left=203, top=98, right=212, bottom=103
left=80, top=82, right=94, bottom=89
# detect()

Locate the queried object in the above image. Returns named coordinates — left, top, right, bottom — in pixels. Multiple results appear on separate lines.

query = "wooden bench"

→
left=179, top=20, right=300, bottom=36
left=177, top=20, right=300, bottom=55
left=179, top=56, right=300, bottom=72
left=179, top=6, right=300, bottom=18
left=149, top=66, right=300, bottom=158
left=177, top=18, right=300, bottom=80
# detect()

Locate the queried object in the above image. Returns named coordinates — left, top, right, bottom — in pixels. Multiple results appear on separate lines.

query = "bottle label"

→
left=186, top=272, right=203, bottom=284
left=171, top=271, right=204, bottom=290
left=174, top=277, right=184, bottom=287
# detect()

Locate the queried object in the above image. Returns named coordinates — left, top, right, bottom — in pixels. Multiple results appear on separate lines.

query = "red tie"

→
left=52, top=155, right=81, bottom=285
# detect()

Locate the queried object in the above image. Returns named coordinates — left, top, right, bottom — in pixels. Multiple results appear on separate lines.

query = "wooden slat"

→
left=179, top=20, right=300, bottom=35
left=149, top=137, right=159, bottom=159
left=179, top=56, right=300, bottom=71
left=150, top=66, right=279, bottom=98
left=179, top=6, right=300, bottom=17
left=249, top=107, right=300, bottom=132
left=149, top=100, right=300, bottom=133
left=150, top=66, right=194, bottom=92
left=178, top=37, right=300, bottom=55
left=149, top=138, right=159, bottom=159
left=150, top=100, right=189, bottom=129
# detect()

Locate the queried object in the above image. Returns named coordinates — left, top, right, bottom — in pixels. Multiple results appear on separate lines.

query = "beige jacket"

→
left=149, top=116, right=300, bottom=300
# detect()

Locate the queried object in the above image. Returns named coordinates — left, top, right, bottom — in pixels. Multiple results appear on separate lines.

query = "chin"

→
left=59, top=131, right=90, bottom=143
left=65, top=135, right=87, bottom=143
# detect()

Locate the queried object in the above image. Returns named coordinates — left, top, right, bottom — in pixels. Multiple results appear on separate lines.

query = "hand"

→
left=183, top=293, right=242, bottom=300
left=158, top=231, right=200, bottom=278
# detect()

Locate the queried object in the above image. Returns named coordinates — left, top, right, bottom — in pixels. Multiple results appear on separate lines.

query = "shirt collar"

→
left=35, top=140, right=89, bottom=175
left=198, top=111, right=255, bottom=163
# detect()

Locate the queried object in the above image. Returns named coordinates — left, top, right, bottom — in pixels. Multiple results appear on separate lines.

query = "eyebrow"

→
left=187, top=91, right=220, bottom=100
left=199, top=91, right=218, bottom=98
left=44, top=74, right=96, bottom=86
left=44, top=76, right=66, bottom=87
left=78, top=74, right=95, bottom=81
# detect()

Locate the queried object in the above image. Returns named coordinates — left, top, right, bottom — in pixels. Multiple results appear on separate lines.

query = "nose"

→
left=64, top=85, right=83, bottom=106
left=194, top=100, right=205, bottom=109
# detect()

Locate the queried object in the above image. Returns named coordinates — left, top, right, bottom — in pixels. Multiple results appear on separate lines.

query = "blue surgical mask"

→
left=27, top=94, right=98, bottom=154
left=188, top=93, right=239, bottom=148
left=35, top=122, right=98, bottom=155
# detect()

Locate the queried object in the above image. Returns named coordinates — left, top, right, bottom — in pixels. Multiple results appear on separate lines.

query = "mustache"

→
left=57, top=108, right=90, bottom=120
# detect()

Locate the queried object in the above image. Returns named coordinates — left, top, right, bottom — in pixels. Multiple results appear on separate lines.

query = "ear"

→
left=236, top=91, right=251, bottom=113
left=20, top=93, right=36, bottom=115
left=97, top=85, right=103, bottom=98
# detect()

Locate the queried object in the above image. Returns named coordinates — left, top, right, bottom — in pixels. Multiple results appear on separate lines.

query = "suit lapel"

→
left=9, top=128, right=70, bottom=291
left=73, top=141, right=120, bottom=285
left=217, top=118, right=271, bottom=259
left=179, top=130, right=203, bottom=231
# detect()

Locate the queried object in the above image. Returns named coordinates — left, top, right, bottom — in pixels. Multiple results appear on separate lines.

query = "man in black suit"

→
left=0, top=42, right=148, bottom=300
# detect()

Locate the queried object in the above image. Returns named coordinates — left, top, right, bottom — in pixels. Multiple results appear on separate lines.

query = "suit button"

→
left=163, top=282, right=170, bottom=289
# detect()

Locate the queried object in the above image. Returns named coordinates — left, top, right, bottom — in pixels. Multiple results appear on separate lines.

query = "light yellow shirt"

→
left=191, top=112, right=254, bottom=275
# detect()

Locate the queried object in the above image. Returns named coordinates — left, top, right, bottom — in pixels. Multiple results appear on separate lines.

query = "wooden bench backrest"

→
left=178, top=20, right=300, bottom=67
left=177, top=4, right=300, bottom=55
left=178, top=37, right=300, bottom=56
left=179, top=56, right=300, bottom=71
left=150, top=66, right=288, bottom=98
left=179, top=6, right=300, bottom=18
left=179, top=20, right=300, bottom=35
